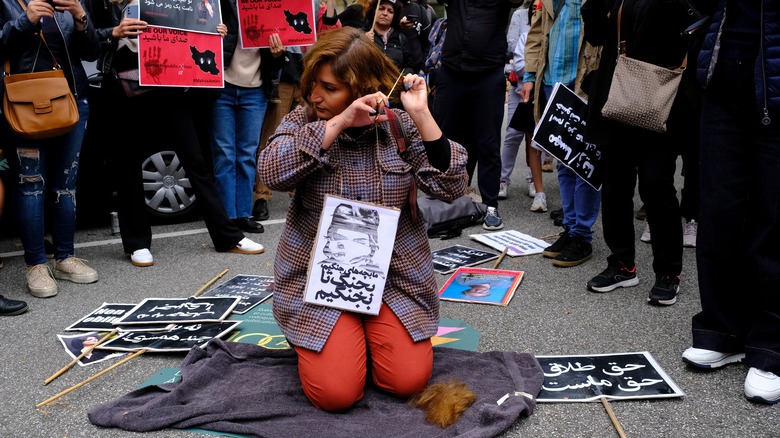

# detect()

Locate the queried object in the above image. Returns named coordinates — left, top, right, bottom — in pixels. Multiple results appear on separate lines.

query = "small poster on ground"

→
left=304, top=195, right=400, bottom=316
left=57, top=331, right=126, bottom=366
left=65, top=302, right=173, bottom=332
left=536, top=351, right=685, bottom=402
left=438, top=267, right=524, bottom=306
left=199, top=275, right=274, bottom=314
left=431, top=245, right=499, bottom=274
left=97, top=321, right=242, bottom=352
left=113, top=296, right=241, bottom=325
left=469, top=230, right=549, bottom=257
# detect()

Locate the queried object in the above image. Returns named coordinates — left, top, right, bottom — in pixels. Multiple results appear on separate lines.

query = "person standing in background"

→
left=682, top=0, right=780, bottom=405
left=210, top=0, right=282, bottom=234
left=0, top=0, right=101, bottom=297
left=520, top=0, right=601, bottom=267
left=0, top=177, right=28, bottom=315
left=432, top=0, right=523, bottom=231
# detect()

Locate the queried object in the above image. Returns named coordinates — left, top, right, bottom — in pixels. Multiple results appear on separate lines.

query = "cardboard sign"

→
left=237, top=0, right=317, bottom=48
left=113, top=296, right=240, bottom=325
left=438, top=267, right=524, bottom=306
left=304, top=195, right=400, bottom=315
left=431, top=245, right=499, bottom=274
left=536, top=352, right=685, bottom=402
left=98, top=321, right=242, bottom=352
left=138, top=26, right=224, bottom=88
left=533, top=83, right=602, bottom=190
left=469, top=230, right=549, bottom=257
left=199, top=274, right=274, bottom=314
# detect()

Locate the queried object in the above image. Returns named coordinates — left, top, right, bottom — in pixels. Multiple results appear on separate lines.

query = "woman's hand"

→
left=268, top=33, right=284, bottom=57
left=26, top=0, right=54, bottom=25
left=399, top=74, right=428, bottom=116
left=343, top=91, right=390, bottom=128
left=216, top=23, right=227, bottom=37
left=52, top=0, right=86, bottom=23
left=112, top=17, right=147, bottom=39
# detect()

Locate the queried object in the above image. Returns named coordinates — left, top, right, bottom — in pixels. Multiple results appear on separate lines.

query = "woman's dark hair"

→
left=300, top=27, right=402, bottom=106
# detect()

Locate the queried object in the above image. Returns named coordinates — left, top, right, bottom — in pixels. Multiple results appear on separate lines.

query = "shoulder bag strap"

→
left=615, top=0, right=687, bottom=71
left=14, top=0, right=62, bottom=70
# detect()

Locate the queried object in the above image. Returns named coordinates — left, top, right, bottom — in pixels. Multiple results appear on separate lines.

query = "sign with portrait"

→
left=138, top=26, right=224, bottom=88
left=57, top=331, right=126, bottom=366
left=237, top=0, right=317, bottom=48
left=533, top=83, right=602, bottom=191
left=304, top=195, right=401, bottom=315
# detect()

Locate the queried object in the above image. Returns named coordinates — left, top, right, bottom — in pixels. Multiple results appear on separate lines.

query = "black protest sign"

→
left=431, top=245, right=499, bottom=274
left=533, top=83, right=602, bottom=190
left=113, top=296, right=241, bottom=325
left=536, top=351, right=685, bottom=402
left=199, top=275, right=274, bottom=314
left=65, top=302, right=173, bottom=332
left=97, top=321, right=242, bottom=352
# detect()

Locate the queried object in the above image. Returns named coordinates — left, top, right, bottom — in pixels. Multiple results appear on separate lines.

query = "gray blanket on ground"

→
left=88, top=339, right=543, bottom=438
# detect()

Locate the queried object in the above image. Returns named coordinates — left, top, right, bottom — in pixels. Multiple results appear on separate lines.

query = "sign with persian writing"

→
left=199, top=275, right=274, bottom=314
left=65, top=302, right=173, bottom=332
left=304, top=195, right=400, bottom=315
left=97, top=321, right=242, bottom=352
left=138, top=26, right=224, bottom=88
left=536, top=351, right=685, bottom=402
left=113, top=296, right=241, bottom=325
left=431, top=245, right=499, bottom=274
left=237, top=0, right=316, bottom=48
left=533, top=83, right=602, bottom=190
left=140, top=0, right=222, bottom=34
left=468, top=229, right=549, bottom=257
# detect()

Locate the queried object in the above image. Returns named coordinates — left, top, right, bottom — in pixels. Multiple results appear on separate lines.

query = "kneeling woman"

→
left=258, top=27, right=467, bottom=411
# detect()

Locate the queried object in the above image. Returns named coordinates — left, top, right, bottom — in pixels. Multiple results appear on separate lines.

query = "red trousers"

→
left=294, top=305, right=433, bottom=411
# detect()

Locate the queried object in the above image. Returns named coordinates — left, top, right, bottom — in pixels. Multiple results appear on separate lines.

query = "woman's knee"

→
left=300, top=372, right=365, bottom=411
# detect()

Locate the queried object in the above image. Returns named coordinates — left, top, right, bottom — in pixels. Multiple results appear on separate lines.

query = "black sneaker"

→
left=648, top=274, right=680, bottom=306
left=482, top=206, right=504, bottom=230
left=587, top=263, right=639, bottom=292
left=542, top=232, right=572, bottom=258
left=552, top=235, right=593, bottom=267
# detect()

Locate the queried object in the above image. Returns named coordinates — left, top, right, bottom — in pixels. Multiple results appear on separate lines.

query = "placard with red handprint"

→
left=140, top=0, right=222, bottom=34
left=237, top=0, right=316, bottom=48
left=138, top=26, right=224, bottom=88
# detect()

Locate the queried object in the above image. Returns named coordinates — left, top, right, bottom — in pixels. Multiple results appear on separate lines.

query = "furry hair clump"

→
left=409, top=379, right=477, bottom=428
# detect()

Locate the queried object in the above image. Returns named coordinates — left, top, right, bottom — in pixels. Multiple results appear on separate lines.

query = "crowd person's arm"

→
left=519, top=2, right=543, bottom=103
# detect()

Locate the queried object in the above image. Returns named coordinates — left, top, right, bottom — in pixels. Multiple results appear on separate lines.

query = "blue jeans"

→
left=542, top=84, right=600, bottom=242
left=3, top=98, right=89, bottom=266
left=210, top=83, right=267, bottom=219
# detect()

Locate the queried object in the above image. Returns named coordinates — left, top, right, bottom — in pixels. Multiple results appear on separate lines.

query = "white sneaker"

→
left=683, top=219, right=697, bottom=248
left=498, top=182, right=508, bottom=199
left=530, top=192, right=547, bottom=212
left=640, top=222, right=651, bottom=243
left=682, top=347, right=745, bottom=369
left=229, top=237, right=265, bottom=254
left=130, top=249, right=154, bottom=267
left=528, top=182, right=536, bottom=198
left=745, top=367, right=780, bottom=404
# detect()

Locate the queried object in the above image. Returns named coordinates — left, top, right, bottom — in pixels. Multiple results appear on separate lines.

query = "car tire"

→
left=142, top=150, right=198, bottom=221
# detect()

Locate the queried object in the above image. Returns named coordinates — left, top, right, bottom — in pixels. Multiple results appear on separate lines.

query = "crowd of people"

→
left=1, top=0, right=777, bottom=408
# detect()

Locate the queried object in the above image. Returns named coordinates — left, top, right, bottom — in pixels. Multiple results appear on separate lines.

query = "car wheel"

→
left=141, top=150, right=198, bottom=220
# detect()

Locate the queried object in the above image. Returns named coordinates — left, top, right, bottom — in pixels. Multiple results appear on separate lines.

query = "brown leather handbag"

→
left=2, top=0, right=79, bottom=139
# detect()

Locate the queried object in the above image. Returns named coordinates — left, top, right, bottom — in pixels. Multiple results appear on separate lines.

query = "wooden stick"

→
left=600, top=397, right=627, bottom=438
left=193, top=268, right=229, bottom=297
left=370, top=0, right=382, bottom=31
left=43, top=329, right=118, bottom=385
left=538, top=233, right=561, bottom=240
left=492, top=247, right=509, bottom=269
left=36, top=349, right=146, bottom=408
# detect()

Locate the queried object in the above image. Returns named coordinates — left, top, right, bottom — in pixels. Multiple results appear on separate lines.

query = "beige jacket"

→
left=524, top=0, right=601, bottom=122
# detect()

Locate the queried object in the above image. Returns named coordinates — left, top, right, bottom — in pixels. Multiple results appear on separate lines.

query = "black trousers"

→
left=431, top=66, right=505, bottom=208
left=692, top=58, right=780, bottom=373
left=600, top=119, right=682, bottom=275
left=103, top=79, right=244, bottom=254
